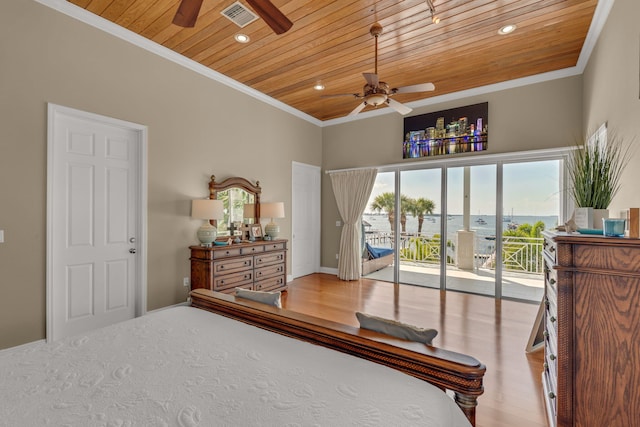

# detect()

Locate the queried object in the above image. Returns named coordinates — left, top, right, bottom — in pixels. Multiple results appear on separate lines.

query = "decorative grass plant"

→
left=567, top=131, right=631, bottom=209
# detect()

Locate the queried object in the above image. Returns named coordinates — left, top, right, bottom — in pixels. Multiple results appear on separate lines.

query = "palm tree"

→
left=408, top=197, right=436, bottom=234
left=399, top=194, right=412, bottom=233
left=370, top=193, right=417, bottom=233
left=370, top=192, right=396, bottom=231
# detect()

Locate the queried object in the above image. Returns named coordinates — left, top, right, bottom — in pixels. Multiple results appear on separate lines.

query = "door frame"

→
left=291, top=161, right=321, bottom=278
left=46, top=103, right=148, bottom=341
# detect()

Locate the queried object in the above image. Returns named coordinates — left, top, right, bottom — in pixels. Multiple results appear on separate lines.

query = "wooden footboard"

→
left=190, top=289, right=485, bottom=426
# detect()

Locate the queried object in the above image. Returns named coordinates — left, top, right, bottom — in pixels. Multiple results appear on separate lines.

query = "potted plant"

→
left=567, top=129, right=631, bottom=229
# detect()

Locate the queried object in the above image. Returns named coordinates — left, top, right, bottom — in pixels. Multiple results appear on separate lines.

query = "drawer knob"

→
left=549, top=354, right=556, bottom=361
left=543, top=362, right=548, bottom=369
left=549, top=278, right=556, bottom=285
left=550, top=316, right=556, bottom=323
left=543, top=330, right=549, bottom=338
left=549, top=246, right=555, bottom=253
left=220, top=265, right=225, bottom=269
left=548, top=392, right=556, bottom=399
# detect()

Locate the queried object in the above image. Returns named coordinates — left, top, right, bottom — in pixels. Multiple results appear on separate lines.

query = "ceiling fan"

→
left=325, top=23, right=435, bottom=117
left=173, top=0, right=293, bottom=35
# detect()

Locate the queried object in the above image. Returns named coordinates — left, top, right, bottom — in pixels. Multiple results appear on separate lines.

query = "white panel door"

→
left=48, top=105, right=144, bottom=341
left=292, top=162, right=321, bottom=278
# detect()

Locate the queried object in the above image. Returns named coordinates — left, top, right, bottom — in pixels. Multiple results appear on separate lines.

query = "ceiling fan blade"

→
left=387, top=98, right=412, bottom=115
left=363, top=73, right=379, bottom=87
left=348, top=102, right=367, bottom=116
left=245, top=0, right=293, bottom=34
left=393, top=82, right=435, bottom=94
left=172, top=0, right=204, bottom=27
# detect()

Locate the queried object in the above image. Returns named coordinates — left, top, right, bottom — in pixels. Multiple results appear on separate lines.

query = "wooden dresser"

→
left=190, top=240, right=287, bottom=294
left=542, top=231, right=640, bottom=427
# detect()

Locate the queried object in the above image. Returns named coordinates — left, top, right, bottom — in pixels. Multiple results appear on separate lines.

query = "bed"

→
left=0, top=289, right=485, bottom=426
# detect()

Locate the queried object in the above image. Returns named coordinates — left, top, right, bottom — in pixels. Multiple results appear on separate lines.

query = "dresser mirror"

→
left=208, top=175, right=261, bottom=236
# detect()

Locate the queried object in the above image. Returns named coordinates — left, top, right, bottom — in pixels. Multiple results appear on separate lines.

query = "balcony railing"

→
left=364, top=231, right=544, bottom=275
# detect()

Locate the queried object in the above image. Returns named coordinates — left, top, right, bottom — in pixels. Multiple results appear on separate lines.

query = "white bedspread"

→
left=0, top=306, right=471, bottom=427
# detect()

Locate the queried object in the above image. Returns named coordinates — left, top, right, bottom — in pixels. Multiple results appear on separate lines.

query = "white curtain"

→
left=329, top=168, right=378, bottom=280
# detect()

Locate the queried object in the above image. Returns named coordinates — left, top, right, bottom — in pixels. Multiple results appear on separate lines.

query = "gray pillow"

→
left=235, top=288, right=282, bottom=308
left=355, top=312, right=437, bottom=344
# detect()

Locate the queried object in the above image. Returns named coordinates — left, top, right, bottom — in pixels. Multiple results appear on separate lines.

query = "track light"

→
left=426, top=0, right=440, bottom=24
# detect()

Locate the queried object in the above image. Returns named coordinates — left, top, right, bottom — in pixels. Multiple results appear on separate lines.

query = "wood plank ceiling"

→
left=67, top=0, right=598, bottom=121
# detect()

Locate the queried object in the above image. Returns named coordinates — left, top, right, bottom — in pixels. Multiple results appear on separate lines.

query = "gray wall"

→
left=0, top=0, right=322, bottom=349
left=582, top=0, right=640, bottom=215
left=321, top=76, right=584, bottom=269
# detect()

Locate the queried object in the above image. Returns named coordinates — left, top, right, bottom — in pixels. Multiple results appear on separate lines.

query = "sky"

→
left=366, top=160, right=560, bottom=216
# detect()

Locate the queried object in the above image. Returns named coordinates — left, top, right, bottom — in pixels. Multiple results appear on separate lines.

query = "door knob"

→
left=129, top=248, right=136, bottom=254
left=129, top=237, right=136, bottom=243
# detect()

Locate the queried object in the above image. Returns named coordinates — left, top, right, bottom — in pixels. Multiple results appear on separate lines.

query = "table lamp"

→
left=261, top=202, right=285, bottom=239
left=191, top=199, right=224, bottom=246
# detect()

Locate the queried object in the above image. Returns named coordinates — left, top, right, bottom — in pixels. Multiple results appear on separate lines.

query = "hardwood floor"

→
left=281, top=273, right=546, bottom=427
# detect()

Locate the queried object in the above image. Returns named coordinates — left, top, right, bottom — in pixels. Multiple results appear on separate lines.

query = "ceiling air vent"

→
left=221, top=2, right=259, bottom=28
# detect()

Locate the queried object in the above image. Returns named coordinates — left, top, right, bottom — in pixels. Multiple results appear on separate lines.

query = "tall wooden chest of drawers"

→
left=541, top=231, right=640, bottom=427
left=190, top=240, right=287, bottom=294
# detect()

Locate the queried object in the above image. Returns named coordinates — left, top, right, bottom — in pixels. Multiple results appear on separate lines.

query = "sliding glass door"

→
left=397, top=169, right=442, bottom=288
left=501, top=160, right=560, bottom=301
left=445, top=165, right=497, bottom=297
left=361, top=153, right=563, bottom=303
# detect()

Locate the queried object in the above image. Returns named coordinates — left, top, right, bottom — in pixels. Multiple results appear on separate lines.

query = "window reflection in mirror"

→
left=216, top=188, right=255, bottom=236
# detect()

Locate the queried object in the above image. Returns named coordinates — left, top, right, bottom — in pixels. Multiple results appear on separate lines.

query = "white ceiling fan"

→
left=324, top=23, right=435, bottom=117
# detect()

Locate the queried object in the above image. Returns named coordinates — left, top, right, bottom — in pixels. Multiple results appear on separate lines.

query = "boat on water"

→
left=476, top=218, right=487, bottom=225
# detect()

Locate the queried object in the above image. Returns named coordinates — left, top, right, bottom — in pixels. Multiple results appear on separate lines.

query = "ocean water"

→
left=363, top=213, right=559, bottom=253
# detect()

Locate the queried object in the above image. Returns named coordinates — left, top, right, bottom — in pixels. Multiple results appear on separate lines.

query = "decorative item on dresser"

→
left=261, top=201, right=285, bottom=239
left=541, top=231, right=640, bottom=427
left=191, top=199, right=224, bottom=246
left=190, top=239, right=287, bottom=294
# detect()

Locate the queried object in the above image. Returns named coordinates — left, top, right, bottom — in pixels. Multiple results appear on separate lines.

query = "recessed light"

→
left=234, top=33, right=250, bottom=43
left=498, top=24, right=517, bottom=35
left=313, top=82, right=325, bottom=91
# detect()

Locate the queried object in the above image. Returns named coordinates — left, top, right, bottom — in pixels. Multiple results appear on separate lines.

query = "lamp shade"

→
left=191, top=199, right=224, bottom=220
left=260, top=202, right=285, bottom=219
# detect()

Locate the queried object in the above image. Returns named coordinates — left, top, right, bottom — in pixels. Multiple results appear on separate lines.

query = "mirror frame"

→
left=208, top=175, right=261, bottom=228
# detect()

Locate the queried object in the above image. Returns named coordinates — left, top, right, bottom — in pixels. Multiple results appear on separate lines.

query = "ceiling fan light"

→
left=313, top=82, right=325, bottom=91
left=432, top=15, right=440, bottom=24
left=365, top=93, right=387, bottom=106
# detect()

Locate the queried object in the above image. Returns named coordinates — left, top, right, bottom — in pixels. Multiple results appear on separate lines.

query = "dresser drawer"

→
left=213, top=270, right=253, bottom=292
left=212, top=247, right=242, bottom=259
left=255, top=275, right=286, bottom=292
left=255, top=251, right=285, bottom=267
left=263, top=242, right=286, bottom=252
left=241, top=245, right=264, bottom=255
left=214, top=257, right=253, bottom=275
left=255, top=263, right=285, bottom=281
left=543, top=236, right=557, bottom=264
left=542, top=369, right=557, bottom=424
